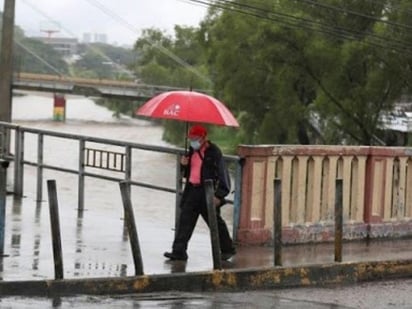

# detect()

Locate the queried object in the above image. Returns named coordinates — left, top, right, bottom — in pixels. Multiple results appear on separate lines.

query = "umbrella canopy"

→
left=135, top=90, right=239, bottom=127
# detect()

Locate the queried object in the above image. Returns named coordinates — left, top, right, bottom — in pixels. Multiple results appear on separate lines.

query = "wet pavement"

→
left=1, top=185, right=412, bottom=309
left=2, top=188, right=412, bottom=281
left=0, top=278, right=411, bottom=308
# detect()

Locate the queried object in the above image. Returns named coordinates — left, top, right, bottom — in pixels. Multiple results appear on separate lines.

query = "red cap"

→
left=188, top=124, right=207, bottom=138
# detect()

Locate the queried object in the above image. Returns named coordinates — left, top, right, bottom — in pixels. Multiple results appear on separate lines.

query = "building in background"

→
left=82, top=32, right=92, bottom=44
left=82, top=32, right=108, bottom=44
left=33, top=36, right=79, bottom=56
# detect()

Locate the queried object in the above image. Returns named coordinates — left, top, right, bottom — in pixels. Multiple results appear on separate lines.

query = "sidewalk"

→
left=1, top=191, right=411, bottom=281
left=0, top=187, right=411, bottom=301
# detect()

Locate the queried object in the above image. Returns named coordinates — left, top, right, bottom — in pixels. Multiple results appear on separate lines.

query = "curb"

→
left=0, top=258, right=411, bottom=296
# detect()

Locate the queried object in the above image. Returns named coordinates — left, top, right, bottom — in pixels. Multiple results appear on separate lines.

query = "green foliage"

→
left=14, top=38, right=69, bottom=75
left=202, top=0, right=412, bottom=146
left=96, top=98, right=141, bottom=118
left=204, top=2, right=318, bottom=144
left=128, top=0, right=411, bottom=147
left=132, top=26, right=215, bottom=146
left=0, top=13, right=68, bottom=74
left=73, top=43, right=136, bottom=80
left=6, top=0, right=412, bottom=147
left=132, top=26, right=210, bottom=90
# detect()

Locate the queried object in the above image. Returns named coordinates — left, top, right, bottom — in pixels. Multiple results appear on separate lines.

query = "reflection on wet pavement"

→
left=1, top=280, right=412, bottom=309
left=2, top=186, right=411, bottom=281
left=1, top=144, right=412, bottom=281
left=0, top=291, right=355, bottom=309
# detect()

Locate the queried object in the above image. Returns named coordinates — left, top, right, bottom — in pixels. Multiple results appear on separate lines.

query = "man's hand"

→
left=180, top=155, right=189, bottom=166
left=213, top=196, right=222, bottom=207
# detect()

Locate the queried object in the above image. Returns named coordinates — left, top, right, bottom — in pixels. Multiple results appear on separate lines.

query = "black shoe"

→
left=164, top=251, right=188, bottom=261
left=221, top=249, right=236, bottom=261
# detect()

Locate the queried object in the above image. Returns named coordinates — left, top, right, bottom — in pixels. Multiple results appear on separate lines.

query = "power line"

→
left=296, top=0, right=412, bottom=31
left=20, top=0, right=133, bottom=77
left=176, top=0, right=210, bottom=10
left=13, top=39, right=212, bottom=92
left=187, top=0, right=412, bottom=54
left=362, top=0, right=412, bottom=18
left=14, top=40, right=68, bottom=76
left=11, top=0, right=213, bottom=93
left=218, top=0, right=412, bottom=50
left=84, top=0, right=212, bottom=85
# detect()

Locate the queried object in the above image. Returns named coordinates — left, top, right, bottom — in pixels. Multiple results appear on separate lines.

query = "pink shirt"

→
left=189, top=147, right=205, bottom=184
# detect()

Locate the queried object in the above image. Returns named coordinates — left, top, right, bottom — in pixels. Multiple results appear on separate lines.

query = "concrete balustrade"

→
left=237, top=145, right=412, bottom=245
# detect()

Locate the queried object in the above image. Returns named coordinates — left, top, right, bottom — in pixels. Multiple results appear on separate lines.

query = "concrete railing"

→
left=237, top=145, right=412, bottom=245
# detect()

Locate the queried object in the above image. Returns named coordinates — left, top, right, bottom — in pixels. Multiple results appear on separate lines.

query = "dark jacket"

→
left=184, top=141, right=231, bottom=200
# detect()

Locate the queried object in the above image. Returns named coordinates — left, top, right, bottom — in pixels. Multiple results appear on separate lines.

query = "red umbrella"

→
left=135, top=90, right=239, bottom=127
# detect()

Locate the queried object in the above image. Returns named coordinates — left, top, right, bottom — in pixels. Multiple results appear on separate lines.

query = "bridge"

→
left=0, top=121, right=411, bottom=297
left=12, top=72, right=191, bottom=101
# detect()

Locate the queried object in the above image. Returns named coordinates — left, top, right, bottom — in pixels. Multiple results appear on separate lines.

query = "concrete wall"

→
left=237, top=145, right=412, bottom=245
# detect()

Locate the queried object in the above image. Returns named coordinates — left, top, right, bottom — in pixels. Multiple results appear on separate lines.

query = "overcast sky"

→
left=0, top=0, right=208, bottom=46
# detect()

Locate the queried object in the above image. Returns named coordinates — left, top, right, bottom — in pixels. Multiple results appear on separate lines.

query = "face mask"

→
left=190, top=139, right=202, bottom=150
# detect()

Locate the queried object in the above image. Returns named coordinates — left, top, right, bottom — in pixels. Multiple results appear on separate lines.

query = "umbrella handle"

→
left=184, top=122, right=189, bottom=154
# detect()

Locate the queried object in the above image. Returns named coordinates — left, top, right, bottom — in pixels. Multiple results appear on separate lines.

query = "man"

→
left=164, top=124, right=236, bottom=261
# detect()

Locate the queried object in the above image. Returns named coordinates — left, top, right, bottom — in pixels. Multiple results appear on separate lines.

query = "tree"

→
left=74, top=42, right=136, bottom=79
left=14, top=38, right=69, bottom=75
left=132, top=27, right=210, bottom=89
left=203, top=0, right=412, bottom=145
left=132, top=26, right=212, bottom=145
left=303, top=0, right=411, bottom=145
left=0, top=15, right=64, bottom=75
left=203, top=1, right=317, bottom=144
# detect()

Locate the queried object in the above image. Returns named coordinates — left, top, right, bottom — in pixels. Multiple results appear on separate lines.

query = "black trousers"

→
left=172, top=184, right=234, bottom=254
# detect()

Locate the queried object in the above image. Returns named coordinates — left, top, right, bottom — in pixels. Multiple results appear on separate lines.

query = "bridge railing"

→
left=4, top=120, right=411, bottom=248
left=13, top=72, right=213, bottom=100
left=237, top=145, right=412, bottom=244
left=0, top=121, right=242, bottom=237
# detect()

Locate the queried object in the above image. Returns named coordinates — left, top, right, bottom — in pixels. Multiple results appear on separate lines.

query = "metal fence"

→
left=0, top=121, right=242, bottom=239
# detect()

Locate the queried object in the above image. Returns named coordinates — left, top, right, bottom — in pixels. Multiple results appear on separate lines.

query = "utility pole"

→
left=0, top=0, right=15, bottom=255
left=0, top=0, right=15, bottom=125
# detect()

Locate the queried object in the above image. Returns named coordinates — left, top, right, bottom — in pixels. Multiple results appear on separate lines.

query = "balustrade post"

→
left=273, top=178, right=282, bottom=266
left=13, top=126, right=24, bottom=197
left=205, top=179, right=222, bottom=269
left=78, top=139, right=85, bottom=210
left=237, top=145, right=274, bottom=245
left=119, top=181, right=144, bottom=276
left=0, top=159, right=9, bottom=255
left=47, top=179, right=64, bottom=279
left=36, top=134, right=44, bottom=202
left=124, top=146, right=132, bottom=200
left=232, top=158, right=243, bottom=242
left=335, top=179, right=343, bottom=262
left=175, top=154, right=183, bottom=237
